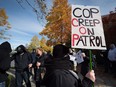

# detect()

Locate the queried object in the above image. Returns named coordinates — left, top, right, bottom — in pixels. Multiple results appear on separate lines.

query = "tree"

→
left=0, top=8, right=11, bottom=39
left=28, top=35, right=52, bottom=52
left=39, top=0, right=71, bottom=45
left=39, top=36, right=52, bottom=52
left=28, top=35, right=40, bottom=52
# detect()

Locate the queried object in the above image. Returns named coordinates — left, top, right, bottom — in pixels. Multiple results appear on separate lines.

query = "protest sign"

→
left=71, top=5, right=106, bottom=50
left=74, top=50, right=84, bottom=64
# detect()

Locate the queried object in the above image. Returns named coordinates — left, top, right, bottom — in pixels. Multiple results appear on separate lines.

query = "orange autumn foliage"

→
left=40, top=0, right=71, bottom=45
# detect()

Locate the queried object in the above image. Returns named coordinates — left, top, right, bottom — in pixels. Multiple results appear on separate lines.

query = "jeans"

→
left=0, top=82, right=5, bottom=87
left=34, top=68, right=42, bottom=87
left=15, top=70, right=31, bottom=87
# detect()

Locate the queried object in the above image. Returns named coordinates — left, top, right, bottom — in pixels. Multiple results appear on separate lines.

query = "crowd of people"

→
left=1, top=41, right=115, bottom=87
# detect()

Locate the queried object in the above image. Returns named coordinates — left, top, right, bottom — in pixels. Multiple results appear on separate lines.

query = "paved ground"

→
left=8, top=66, right=116, bottom=87
left=94, top=66, right=116, bottom=87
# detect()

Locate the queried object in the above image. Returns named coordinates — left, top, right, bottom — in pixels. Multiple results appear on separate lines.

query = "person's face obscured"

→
left=17, top=47, right=23, bottom=54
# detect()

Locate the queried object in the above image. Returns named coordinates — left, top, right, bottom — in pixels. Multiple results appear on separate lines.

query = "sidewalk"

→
left=94, top=66, right=116, bottom=87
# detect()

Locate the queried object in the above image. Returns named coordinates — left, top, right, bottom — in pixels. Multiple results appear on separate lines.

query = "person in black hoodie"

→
left=11, top=45, right=32, bottom=87
left=0, top=41, right=12, bottom=87
left=42, top=44, right=95, bottom=87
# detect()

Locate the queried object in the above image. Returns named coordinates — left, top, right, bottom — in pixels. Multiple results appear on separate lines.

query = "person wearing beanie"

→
left=42, top=44, right=95, bottom=87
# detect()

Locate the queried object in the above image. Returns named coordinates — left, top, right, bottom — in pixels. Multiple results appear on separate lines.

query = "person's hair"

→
left=36, top=47, right=43, bottom=53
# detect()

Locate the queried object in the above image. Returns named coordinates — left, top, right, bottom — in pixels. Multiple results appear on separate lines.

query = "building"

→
left=102, top=12, right=116, bottom=48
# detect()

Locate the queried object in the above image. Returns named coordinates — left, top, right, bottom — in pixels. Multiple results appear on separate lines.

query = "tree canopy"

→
left=28, top=35, right=52, bottom=52
left=0, top=8, right=11, bottom=39
left=28, top=35, right=40, bottom=51
left=39, top=0, right=71, bottom=45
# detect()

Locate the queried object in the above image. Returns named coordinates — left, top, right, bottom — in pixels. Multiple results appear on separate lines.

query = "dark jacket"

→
left=81, top=57, right=90, bottom=76
left=12, top=45, right=32, bottom=71
left=31, top=51, right=36, bottom=65
left=42, top=44, right=93, bottom=87
left=36, top=53, right=47, bottom=67
left=0, top=41, right=12, bottom=82
left=43, top=56, right=93, bottom=87
left=34, top=53, right=47, bottom=81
